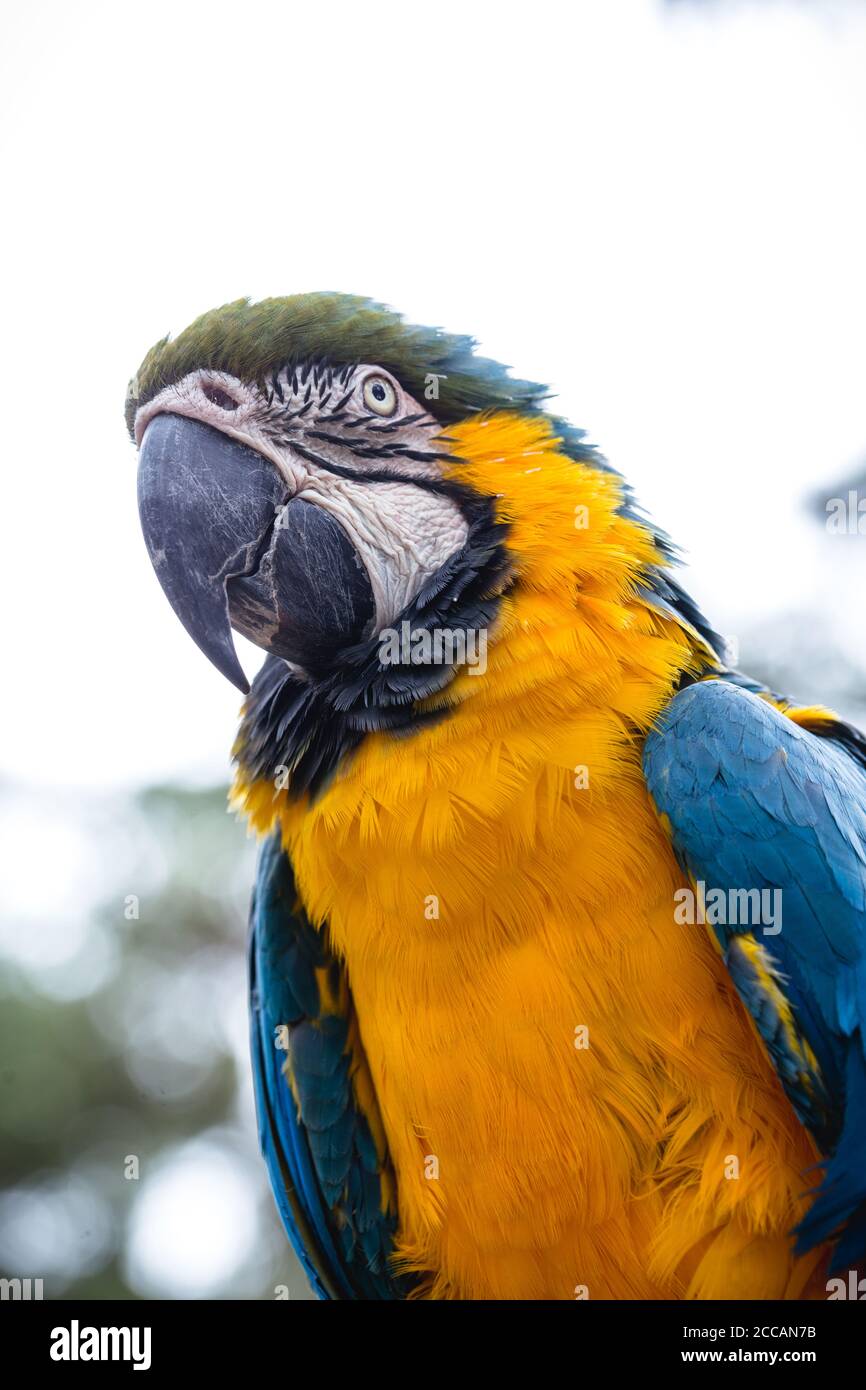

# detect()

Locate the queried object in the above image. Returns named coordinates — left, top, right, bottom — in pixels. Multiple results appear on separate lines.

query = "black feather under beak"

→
left=137, top=414, right=376, bottom=692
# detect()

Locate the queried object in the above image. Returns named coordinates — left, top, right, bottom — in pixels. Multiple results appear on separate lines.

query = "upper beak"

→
left=137, top=413, right=376, bottom=692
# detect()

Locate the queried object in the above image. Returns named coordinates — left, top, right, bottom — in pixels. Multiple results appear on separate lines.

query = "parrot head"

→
left=128, top=293, right=722, bottom=796
left=127, top=293, right=560, bottom=695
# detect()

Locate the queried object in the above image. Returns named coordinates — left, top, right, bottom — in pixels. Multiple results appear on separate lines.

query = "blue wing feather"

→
left=644, top=679, right=866, bottom=1267
left=249, top=831, right=408, bottom=1299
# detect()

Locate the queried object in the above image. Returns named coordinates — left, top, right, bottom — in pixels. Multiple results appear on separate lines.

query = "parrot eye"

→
left=362, top=374, right=398, bottom=417
left=202, top=382, right=238, bottom=411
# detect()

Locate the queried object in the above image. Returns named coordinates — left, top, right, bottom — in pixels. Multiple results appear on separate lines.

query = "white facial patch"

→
left=298, top=472, right=468, bottom=631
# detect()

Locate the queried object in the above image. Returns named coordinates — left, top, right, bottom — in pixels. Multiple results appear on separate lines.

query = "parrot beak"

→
left=137, top=413, right=376, bottom=692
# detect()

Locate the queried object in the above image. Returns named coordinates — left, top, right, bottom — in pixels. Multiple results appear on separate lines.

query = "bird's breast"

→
left=278, top=712, right=820, bottom=1298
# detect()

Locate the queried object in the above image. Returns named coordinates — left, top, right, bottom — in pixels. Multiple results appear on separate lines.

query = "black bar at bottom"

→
left=2, top=1296, right=861, bottom=1375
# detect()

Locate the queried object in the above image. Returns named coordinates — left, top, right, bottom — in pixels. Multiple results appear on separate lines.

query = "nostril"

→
left=203, top=382, right=238, bottom=411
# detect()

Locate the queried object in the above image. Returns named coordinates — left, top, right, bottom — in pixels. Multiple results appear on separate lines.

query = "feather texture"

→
left=235, top=413, right=835, bottom=1298
left=643, top=678, right=866, bottom=1268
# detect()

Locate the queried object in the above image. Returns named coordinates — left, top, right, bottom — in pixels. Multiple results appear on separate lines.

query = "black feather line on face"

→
left=331, top=388, right=355, bottom=413
left=233, top=500, right=512, bottom=800
left=288, top=443, right=482, bottom=508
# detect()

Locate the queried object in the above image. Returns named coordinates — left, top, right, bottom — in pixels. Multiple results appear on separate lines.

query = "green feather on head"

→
left=125, top=291, right=551, bottom=439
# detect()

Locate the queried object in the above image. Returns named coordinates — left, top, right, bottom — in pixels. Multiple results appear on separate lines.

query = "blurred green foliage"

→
left=0, top=785, right=311, bottom=1300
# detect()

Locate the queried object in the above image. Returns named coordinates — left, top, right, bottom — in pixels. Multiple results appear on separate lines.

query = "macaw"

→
left=127, top=294, right=866, bottom=1300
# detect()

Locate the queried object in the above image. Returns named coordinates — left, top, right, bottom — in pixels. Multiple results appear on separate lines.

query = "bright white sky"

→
left=2, top=0, right=865, bottom=790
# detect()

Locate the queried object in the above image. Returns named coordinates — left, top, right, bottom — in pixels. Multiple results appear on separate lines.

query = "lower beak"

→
left=137, top=413, right=376, bottom=692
